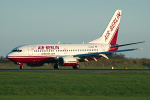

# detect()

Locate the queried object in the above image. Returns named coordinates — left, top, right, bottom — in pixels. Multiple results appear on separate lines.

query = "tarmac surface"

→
left=0, top=69, right=149, bottom=73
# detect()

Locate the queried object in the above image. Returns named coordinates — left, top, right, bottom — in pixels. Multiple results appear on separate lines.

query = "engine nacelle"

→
left=58, top=56, right=77, bottom=66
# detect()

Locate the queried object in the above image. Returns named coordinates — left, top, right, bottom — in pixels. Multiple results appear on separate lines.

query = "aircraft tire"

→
left=73, top=64, right=80, bottom=69
left=54, top=64, right=60, bottom=69
left=20, top=66, right=23, bottom=69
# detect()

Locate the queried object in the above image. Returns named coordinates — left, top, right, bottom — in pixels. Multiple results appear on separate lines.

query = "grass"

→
left=0, top=95, right=149, bottom=100
left=0, top=71, right=150, bottom=100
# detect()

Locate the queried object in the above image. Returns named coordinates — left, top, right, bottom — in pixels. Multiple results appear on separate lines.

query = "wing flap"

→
left=74, top=48, right=141, bottom=58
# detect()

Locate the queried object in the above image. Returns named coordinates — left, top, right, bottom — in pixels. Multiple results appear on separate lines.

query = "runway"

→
left=0, top=69, right=149, bottom=73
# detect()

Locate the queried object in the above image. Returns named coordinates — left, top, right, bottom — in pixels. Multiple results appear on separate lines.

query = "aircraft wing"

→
left=74, top=48, right=141, bottom=58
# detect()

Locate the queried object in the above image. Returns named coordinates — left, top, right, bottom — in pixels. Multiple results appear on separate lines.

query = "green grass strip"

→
left=0, top=71, right=150, bottom=100
left=1, top=95, right=150, bottom=100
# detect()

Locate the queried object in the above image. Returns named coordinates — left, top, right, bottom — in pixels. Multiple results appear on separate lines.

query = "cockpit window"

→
left=12, top=49, right=22, bottom=52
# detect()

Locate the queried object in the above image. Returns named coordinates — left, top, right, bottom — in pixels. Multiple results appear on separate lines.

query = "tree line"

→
left=0, top=53, right=150, bottom=69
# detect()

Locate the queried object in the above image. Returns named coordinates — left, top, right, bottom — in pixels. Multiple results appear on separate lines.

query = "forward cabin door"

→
left=27, top=46, right=35, bottom=56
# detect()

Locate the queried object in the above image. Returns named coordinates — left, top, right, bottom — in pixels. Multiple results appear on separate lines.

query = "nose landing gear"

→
left=16, top=62, right=24, bottom=69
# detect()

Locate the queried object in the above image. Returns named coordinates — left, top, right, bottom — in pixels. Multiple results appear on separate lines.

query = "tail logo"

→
left=105, top=11, right=121, bottom=42
left=110, top=11, right=121, bottom=31
left=117, top=11, right=121, bottom=19
left=105, top=31, right=110, bottom=41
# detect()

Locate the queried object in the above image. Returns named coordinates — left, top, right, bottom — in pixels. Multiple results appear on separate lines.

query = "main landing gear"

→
left=54, top=64, right=60, bottom=69
left=20, top=66, right=23, bottom=69
left=73, top=61, right=80, bottom=69
left=53, top=64, right=80, bottom=69
left=73, top=64, right=80, bottom=69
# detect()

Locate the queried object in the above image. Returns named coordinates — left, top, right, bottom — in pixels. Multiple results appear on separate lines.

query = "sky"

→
left=0, top=0, right=150, bottom=58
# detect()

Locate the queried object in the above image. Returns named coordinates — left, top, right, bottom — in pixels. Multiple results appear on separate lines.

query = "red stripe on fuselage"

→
left=7, top=56, right=57, bottom=63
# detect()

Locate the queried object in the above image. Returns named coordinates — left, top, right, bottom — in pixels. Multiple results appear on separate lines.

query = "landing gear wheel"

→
left=73, top=64, right=80, bottom=69
left=54, top=64, right=60, bottom=69
left=20, top=66, right=23, bottom=69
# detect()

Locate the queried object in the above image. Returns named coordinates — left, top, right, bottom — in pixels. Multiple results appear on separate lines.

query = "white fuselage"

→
left=7, top=43, right=110, bottom=58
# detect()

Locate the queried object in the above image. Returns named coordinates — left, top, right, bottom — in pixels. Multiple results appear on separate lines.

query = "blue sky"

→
left=0, top=0, right=150, bottom=58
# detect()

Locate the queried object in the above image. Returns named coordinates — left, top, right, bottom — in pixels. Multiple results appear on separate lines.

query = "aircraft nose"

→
left=6, top=52, right=12, bottom=59
left=6, top=52, right=15, bottom=62
left=6, top=54, right=10, bottom=59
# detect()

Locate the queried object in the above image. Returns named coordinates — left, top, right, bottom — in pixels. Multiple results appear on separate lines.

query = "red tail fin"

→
left=89, top=10, right=122, bottom=44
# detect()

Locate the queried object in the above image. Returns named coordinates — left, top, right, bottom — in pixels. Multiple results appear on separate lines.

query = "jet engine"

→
left=58, top=56, right=77, bottom=66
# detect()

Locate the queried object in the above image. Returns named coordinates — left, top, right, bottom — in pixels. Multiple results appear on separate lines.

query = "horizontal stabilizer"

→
left=111, top=41, right=145, bottom=48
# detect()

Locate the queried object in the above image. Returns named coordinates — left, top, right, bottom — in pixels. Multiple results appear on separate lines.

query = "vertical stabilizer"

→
left=89, top=10, right=122, bottom=45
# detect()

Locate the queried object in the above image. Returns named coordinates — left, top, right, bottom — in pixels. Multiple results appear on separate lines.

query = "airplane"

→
left=6, top=10, right=144, bottom=69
